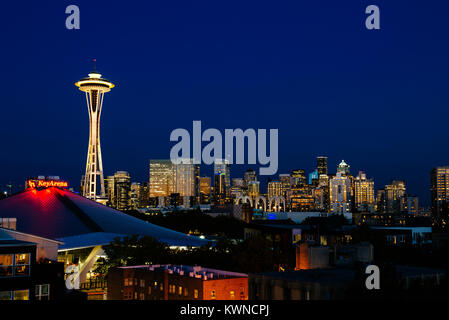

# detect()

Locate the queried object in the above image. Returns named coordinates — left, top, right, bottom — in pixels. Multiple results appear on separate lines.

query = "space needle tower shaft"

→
left=75, top=64, right=114, bottom=201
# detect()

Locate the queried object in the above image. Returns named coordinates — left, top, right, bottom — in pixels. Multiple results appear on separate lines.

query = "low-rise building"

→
left=108, top=264, right=248, bottom=300
left=249, top=268, right=356, bottom=300
left=0, top=228, right=66, bottom=300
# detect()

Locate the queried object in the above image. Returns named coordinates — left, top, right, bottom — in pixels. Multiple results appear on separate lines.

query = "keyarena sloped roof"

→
left=0, top=187, right=208, bottom=249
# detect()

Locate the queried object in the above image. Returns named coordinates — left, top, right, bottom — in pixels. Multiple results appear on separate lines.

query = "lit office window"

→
left=13, top=290, right=29, bottom=300
left=211, top=290, right=216, bottom=299
left=194, top=289, right=199, bottom=299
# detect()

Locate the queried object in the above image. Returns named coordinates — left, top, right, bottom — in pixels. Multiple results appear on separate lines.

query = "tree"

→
left=232, top=236, right=277, bottom=273
left=102, top=235, right=171, bottom=267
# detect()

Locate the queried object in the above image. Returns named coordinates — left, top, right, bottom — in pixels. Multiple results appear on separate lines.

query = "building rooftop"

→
left=118, top=264, right=248, bottom=280
left=254, top=268, right=356, bottom=284
left=395, top=265, right=446, bottom=278
left=0, top=187, right=208, bottom=250
left=0, top=229, right=36, bottom=248
left=254, top=266, right=445, bottom=284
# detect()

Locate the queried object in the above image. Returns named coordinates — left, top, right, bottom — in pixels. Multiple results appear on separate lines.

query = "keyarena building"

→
left=0, top=179, right=208, bottom=290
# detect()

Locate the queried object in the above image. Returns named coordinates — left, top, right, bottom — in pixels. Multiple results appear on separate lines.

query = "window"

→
left=302, top=289, right=311, bottom=301
left=230, top=291, right=235, bottom=300
left=13, top=290, right=29, bottom=300
left=178, top=286, right=183, bottom=296
left=140, top=279, right=145, bottom=288
left=265, top=285, right=272, bottom=299
left=0, top=291, right=12, bottom=300
left=320, top=236, right=327, bottom=246
left=283, top=287, right=291, bottom=300
left=194, top=289, right=199, bottom=299
left=211, top=290, right=216, bottom=299
left=184, top=288, right=188, bottom=297
left=15, top=253, right=30, bottom=265
left=0, top=254, right=13, bottom=277
left=0, top=253, right=30, bottom=277
left=140, top=293, right=145, bottom=300
left=35, top=284, right=50, bottom=301
left=148, top=287, right=152, bottom=295
left=159, top=283, right=163, bottom=291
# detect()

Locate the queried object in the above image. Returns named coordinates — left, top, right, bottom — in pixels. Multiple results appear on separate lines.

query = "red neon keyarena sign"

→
left=27, top=179, right=69, bottom=189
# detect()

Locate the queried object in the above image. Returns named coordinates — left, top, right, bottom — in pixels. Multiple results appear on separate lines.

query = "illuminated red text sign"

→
left=27, top=179, right=69, bottom=189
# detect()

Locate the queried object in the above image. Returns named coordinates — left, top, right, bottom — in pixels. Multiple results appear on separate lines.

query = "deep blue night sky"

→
left=0, top=1, right=448, bottom=205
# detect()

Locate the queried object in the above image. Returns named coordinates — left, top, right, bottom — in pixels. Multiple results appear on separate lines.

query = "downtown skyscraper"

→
left=317, top=156, right=328, bottom=176
left=174, top=159, right=198, bottom=197
left=385, top=180, right=406, bottom=214
left=149, top=160, right=175, bottom=198
left=149, top=159, right=199, bottom=202
left=214, top=159, right=231, bottom=189
left=329, top=172, right=352, bottom=214
left=354, top=171, right=375, bottom=212
left=431, top=166, right=449, bottom=226
left=213, top=159, right=230, bottom=204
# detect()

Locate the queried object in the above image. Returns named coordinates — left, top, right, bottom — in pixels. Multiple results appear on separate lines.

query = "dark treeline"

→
left=124, top=209, right=247, bottom=239
left=95, top=235, right=294, bottom=275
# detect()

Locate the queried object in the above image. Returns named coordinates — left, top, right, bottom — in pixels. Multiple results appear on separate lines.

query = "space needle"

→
left=75, top=61, right=114, bottom=202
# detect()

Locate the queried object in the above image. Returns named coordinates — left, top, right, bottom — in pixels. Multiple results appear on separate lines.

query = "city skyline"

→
left=0, top=1, right=448, bottom=305
left=1, top=1, right=449, bottom=206
left=0, top=154, right=438, bottom=207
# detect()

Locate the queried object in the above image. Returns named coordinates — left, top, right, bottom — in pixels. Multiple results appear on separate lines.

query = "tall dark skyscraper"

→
left=244, top=169, right=257, bottom=187
left=199, top=176, right=211, bottom=204
left=317, top=156, right=328, bottom=176
left=213, top=173, right=227, bottom=205
left=194, top=165, right=201, bottom=205
left=106, top=171, right=131, bottom=211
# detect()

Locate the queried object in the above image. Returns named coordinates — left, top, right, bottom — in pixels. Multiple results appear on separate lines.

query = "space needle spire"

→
left=75, top=60, right=114, bottom=201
